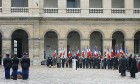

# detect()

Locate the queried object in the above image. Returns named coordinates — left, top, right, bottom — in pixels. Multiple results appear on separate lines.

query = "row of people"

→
left=3, top=53, right=30, bottom=80
left=47, top=55, right=120, bottom=69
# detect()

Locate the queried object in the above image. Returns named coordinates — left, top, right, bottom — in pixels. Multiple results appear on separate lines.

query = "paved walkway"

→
left=0, top=65, right=140, bottom=84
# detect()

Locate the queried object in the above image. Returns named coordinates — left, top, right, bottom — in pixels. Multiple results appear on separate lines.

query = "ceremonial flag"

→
left=53, top=50, right=57, bottom=57
left=125, top=47, right=128, bottom=56
left=68, top=48, right=72, bottom=57
left=93, top=46, right=98, bottom=56
left=59, top=48, right=63, bottom=57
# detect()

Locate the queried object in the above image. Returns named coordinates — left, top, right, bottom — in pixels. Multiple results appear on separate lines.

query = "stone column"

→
left=81, top=0, right=89, bottom=15
left=58, top=0, right=66, bottom=14
left=28, top=39, right=34, bottom=65
left=81, top=39, right=90, bottom=51
left=103, top=0, right=111, bottom=15
left=2, top=38, right=11, bottom=57
left=58, top=39, right=67, bottom=57
left=103, top=38, right=112, bottom=55
left=2, top=0, right=11, bottom=14
left=39, top=39, right=44, bottom=60
left=125, top=38, right=134, bottom=54
left=125, top=0, right=133, bottom=15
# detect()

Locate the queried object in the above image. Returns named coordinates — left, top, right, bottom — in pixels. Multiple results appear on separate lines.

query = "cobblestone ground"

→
left=0, top=65, right=140, bottom=84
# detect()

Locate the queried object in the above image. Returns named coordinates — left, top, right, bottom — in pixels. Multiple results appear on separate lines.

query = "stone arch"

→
left=90, top=31, right=103, bottom=54
left=11, top=29, right=29, bottom=58
left=66, top=29, right=82, bottom=39
left=67, top=30, right=81, bottom=54
left=44, top=31, right=58, bottom=58
left=134, top=31, right=140, bottom=54
left=43, top=29, right=60, bottom=39
left=88, top=29, right=105, bottom=39
left=10, top=28, right=30, bottom=39
left=112, top=30, right=125, bottom=53
left=111, top=29, right=126, bottom=39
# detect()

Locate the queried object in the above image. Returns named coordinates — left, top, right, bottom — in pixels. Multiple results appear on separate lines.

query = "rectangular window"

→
left=112, top=0, right=124, bottom=8
left=11, top=0, right=28, bottom=7
left=67, top=0, right=80, bottom=8
left=0, top=0, right=2, bottom=7
left=44, top=0, right=58, bottom=8
left=14, top=40, right=17, bottom=55
left=134, top=0, right=140, bottom=8
left=89, top=0, right=102, bottom=8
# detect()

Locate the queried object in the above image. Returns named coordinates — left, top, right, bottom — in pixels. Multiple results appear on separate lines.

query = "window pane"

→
left=89, top=0, right=102, bottom=8
left=14, top=48, right=17, bottom=52
left=11, top=0, right=28, bottom=7
left=134, top=0, right=140, bottom=8
left=67, top=0, right=80, bottom=8
left=44, top=0, right=58, bottom=8
left=112, top=0, right=124, bottom=8
left=0, top=0, right=2, bottom=7
left=14, top=44, right=17, bottom=47
left=14, top=52, right=17, bottom=54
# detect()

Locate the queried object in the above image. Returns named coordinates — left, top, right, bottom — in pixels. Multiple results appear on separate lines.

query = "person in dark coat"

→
left=12, top=54, right=19, bottom=80
left=62, top=56, right=65, bottom=68
left=3, top=54, right=12, bottom=79
left=21, top=53, right=30, bottom=80
left=113, top=57, right=119, bottom=69
left=130, top=56, right=138, bottom=78
left=69, top=57, right=72, bottom=68
left=127, top=54, right=132, bottom=71
left=119, top=55, right=127, bottom=76
left=102, top=57, right=107, bottom=69
left=0, top=55, right=2, bottom=65
left=82, top=57, right=86, bottom=68
left=56, top=56, right=61, bottom=68
left=47, top=55, right=53, bottom=67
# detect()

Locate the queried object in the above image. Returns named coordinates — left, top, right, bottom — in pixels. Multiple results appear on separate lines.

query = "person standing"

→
left=62, top=56, right=65, bottom=68
left=56, top=56, right=61, bottom=68
left=119, top=55, right=127, bottom=76
left=0, top=55, right=2, bottom=65
left=12, top=54, right=19, bottom=80
left=130, top=56, right=138, bottom=78
left=47, top=55, right=53, bottom=68
left=21, top=53, right=30, bottom=80
left=3, top=54, right=12, bottom=79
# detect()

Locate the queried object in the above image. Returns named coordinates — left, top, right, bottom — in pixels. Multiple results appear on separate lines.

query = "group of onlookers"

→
left=2, top=53, right=30, bottom=80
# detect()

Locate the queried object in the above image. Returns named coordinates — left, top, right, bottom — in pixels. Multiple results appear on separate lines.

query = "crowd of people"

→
left=47, top=54, right=139, bottom=78
left=2, top=53, right=30, bottom=80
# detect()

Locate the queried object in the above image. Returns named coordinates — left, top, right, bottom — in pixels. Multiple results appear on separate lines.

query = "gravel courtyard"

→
left=0, top=65, right=140, bottom=84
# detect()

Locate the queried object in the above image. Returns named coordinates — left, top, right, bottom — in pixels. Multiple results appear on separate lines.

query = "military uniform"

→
left=21, top=54, right=30, bottom=80
left=12, top=55, right=19, bottom=80
left=3, top=54, right=12, bottom=79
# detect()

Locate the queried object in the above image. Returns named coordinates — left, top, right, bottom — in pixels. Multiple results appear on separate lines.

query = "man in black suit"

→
left=119, top=55, right=127, bottom=76
left=130, top=56, right=138, bottom=78
left=3, top=54, right=12, bottom=79
left=21, top=53, right=30, bottom=80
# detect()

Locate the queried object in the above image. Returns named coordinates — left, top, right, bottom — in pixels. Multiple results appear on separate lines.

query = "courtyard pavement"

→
left=0, top=65, right=140, bottom=84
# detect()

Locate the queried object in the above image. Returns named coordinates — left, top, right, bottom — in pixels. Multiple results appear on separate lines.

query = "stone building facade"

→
left=0, top=0, right=140, bottom=65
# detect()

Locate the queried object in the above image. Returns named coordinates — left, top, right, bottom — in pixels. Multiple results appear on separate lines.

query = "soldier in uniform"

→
left=3, top=54, right=12, bottom=79
left=12, top=54, right=19, bottom=80
left=21, top=53, right=30, bottom=80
